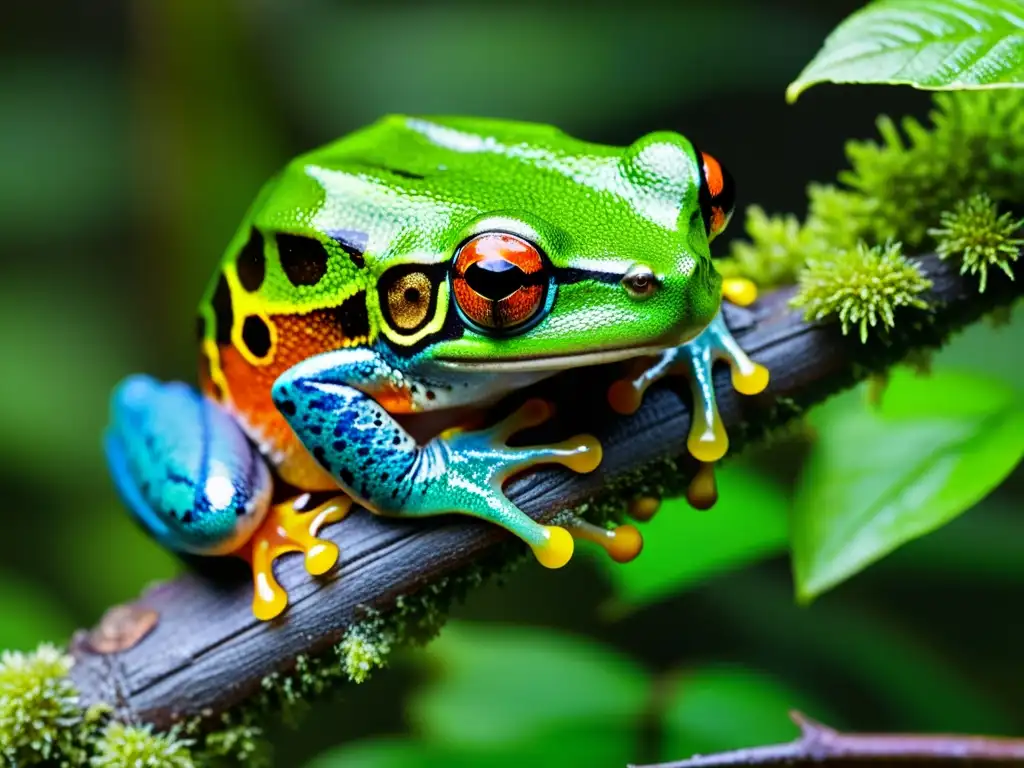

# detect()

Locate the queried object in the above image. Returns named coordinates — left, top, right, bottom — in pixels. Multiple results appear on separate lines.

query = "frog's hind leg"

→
left=272, top=349, right=603, bottom=570
left=607, top=278, right=768, bottom=508
left=105, top=375, right=273, bottom=557
left=104, top=374, right=350, bottom=620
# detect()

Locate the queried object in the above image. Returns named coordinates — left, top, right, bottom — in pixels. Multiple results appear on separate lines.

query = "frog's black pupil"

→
left=465, top=257, right=527, bottom=301
left=404, top=287, right=421, bottom=303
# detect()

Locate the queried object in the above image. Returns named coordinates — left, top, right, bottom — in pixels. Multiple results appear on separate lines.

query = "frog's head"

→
left=404, top=121, right=735, bottom=372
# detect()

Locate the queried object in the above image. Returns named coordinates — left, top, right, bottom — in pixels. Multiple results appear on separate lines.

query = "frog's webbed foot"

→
left=237, top=492, right=351, bottom=620
left=104, top=375, right=349, bottom=621
left=442, top=399, right=603, bottom=567
left=273, top=353, right=603, bottom=570
left=607, top=278, right=768, bottom=508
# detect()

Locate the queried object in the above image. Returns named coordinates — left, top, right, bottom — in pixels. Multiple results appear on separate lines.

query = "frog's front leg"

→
left=608, top=278, right=769, bottom=509
left=104, top=375, right=351, bottom=620
left=272, top=349, right=604, bottom=569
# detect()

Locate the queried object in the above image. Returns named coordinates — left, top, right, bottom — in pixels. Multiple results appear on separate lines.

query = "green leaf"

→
left=787, top=0, right=1024, bottom=103
left=792, top=369, right=1024, bottom=601
left=878, top=485, right=1024, bottom=580
left=660, top=667, right=824, bottom=761
left=932, top=301, right=1024, bottom=391
left=0, top=573, right=74, bottom=651
left=408, top=622, right=647, bottom=748
left=598, top=465, right=789, bottom=614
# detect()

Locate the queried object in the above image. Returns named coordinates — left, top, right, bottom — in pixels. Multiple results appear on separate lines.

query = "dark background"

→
left=1, top=2, right=1021, bottom=766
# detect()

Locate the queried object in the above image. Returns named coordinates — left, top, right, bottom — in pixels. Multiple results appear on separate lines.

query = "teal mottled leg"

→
left=272, top=349, right=602, bottom=568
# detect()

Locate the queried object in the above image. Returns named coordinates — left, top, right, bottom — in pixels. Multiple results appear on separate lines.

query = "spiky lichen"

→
left=0, top=644, right=82, bottom=765
left=928, top=193, right=1022, bottom=293
left=791, top=241, right=932, bottom=343
left=91, top=723, right=194, bottom=768
left=839, top=90, right=1024, bottom=248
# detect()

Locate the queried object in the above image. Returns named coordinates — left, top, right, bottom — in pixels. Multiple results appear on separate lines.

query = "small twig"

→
left=633, top=711, right=1024, bottom=767
left=67, top=251, right=1021, bottom=732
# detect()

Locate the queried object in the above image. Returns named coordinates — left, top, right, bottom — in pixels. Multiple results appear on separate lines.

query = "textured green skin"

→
left=199, top=115, right=722, bottom=366
left=114, top=115, right=734, bottom=576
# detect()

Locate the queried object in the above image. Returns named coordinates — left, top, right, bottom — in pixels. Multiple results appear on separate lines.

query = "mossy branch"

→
left=47, top=246, right=1019, bottom=762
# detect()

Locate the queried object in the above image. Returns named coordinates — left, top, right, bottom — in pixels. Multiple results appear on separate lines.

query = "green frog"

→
left=104, top=115, right=767, bottom=620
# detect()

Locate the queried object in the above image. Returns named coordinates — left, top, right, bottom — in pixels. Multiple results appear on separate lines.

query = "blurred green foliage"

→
left=1, top=1, right=1022, bottom=766
left=792, top=369, right=1024, bottom=601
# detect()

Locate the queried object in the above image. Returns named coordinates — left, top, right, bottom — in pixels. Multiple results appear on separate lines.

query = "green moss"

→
left=791, top=241, right=933, bottom=343
left=0, top=644, right=82, bottom=765
left=339, top=611, right=393, bottom=684
left=928, top=193, right=1022, bottom=293
left=717, top=206, right=826, bottom=288
left=91, top=723, right=194, bottom=768
left=720, top=90, right=1024, bottom=288
left=198, top=718, right=269, bottom=768
left=840, top=90, right=1024, bottom=248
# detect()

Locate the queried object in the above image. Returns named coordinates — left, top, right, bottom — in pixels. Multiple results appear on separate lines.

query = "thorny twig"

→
left=633, top=711, right=1024, bottom=767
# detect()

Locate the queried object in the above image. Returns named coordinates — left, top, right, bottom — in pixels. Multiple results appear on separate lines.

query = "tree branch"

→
left=67, top=252, right=1021, bottom=733
left=632, top=711, right=1024, bottom=767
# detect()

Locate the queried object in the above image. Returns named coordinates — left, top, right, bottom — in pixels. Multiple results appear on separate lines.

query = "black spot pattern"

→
left=195, top=314, right=206, bottom=341
left=211, top=273, right=233, bottom=345
left=241, top=315, right=272, bottom=358
left=277, top=234, right=329, bottom=286
left=333, top=291, right=370, bottom=339
left=236, top=229, right=266, bottom=292
left=278, top=399, right=297, bottom=416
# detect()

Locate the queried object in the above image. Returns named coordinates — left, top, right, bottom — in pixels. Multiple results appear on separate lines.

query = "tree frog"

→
left=104, top=116, right=767, bottom=620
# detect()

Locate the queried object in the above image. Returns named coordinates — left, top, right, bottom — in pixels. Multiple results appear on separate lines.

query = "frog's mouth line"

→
left=432, top=344, right=674, bottom=373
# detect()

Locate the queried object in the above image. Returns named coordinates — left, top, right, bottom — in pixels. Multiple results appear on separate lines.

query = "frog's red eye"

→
left=451, top=233, right=549, bottom=333
left=697, top=151, right=736, bottom=241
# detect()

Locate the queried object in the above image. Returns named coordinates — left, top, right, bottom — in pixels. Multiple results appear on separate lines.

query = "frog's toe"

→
left=236, top=492, right=352, bottom=621
left=104, top=375, right=272, bottom=555
left=455, top=398, right=604, bottom=483
left=627, top=495, right=661, bottom=522
left=721, top=276, right=758, bottom=307
left=530, top=525, right=576, bottom=568
left=562, top=517, right=644, bottom=563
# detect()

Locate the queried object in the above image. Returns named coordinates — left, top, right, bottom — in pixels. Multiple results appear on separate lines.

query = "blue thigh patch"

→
left=104, top=374, right=272, bottom=555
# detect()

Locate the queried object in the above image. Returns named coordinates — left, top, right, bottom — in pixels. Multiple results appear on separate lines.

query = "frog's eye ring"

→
left=451, top=232, right=550, bottom=335
left=379, top=265, right=442, bottom=336
left=696, top=150, right=736, bottom=242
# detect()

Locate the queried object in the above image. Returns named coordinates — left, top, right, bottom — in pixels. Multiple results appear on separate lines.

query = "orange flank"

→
left=203, top=307, right=371, bottom=489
